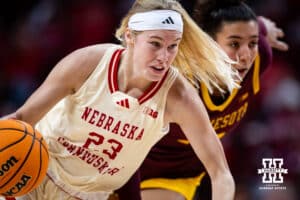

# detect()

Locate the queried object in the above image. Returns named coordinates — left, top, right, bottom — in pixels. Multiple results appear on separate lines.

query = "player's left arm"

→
left=166, top=75, right=235, bottom=200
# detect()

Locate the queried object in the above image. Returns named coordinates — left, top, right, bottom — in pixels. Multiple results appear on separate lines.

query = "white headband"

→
left=128, top=10, right=183, bottom=33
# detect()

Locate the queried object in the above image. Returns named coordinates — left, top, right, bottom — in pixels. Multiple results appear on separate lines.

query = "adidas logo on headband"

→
left=162, top=17, right=174, bottom=24
left=128, top=10, right=183, bottom=32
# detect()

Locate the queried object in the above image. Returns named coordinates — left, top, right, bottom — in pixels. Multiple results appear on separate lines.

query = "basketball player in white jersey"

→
left=1, top=0, right=239, bottom=199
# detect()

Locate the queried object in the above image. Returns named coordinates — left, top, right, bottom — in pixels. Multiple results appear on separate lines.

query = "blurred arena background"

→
left=0, top=0, right=299, bottom=199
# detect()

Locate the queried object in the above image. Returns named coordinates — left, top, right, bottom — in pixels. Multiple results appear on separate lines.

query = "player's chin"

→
left=147, top=73, right=165, bottom=82
left=147, top=68, right=167, bottom=81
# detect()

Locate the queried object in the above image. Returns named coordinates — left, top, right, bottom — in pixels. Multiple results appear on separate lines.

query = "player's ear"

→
left=124, top=28, right=135, bottom=46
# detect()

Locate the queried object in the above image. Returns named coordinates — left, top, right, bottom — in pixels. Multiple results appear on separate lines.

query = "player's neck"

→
left=118, top=51, right=152, bottom=97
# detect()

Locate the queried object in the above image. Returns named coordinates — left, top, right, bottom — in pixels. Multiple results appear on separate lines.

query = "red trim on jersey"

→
left=108, top=48, right=170, bottom=105
left=108, top=49, right=124, bottom=92
left=138, top=70, right=169, bottom=104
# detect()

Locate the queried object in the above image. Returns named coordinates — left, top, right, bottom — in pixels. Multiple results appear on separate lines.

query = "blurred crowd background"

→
left=0, top=0, right=299, bottom=199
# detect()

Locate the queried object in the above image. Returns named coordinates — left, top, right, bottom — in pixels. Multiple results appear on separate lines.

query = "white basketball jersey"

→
left=35, top=45, right=178, bottom=199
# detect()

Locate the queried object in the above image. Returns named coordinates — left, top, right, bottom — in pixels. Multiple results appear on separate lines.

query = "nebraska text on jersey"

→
left=81, top=106, right=144, bottom=140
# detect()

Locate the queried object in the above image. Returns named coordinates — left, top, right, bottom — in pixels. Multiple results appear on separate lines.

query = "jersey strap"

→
left=108, top=48, right=170, bottom=105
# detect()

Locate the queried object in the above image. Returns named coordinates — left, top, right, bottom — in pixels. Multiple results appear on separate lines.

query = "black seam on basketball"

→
left=30, top=136, right=49, bottom=159
left=0, top=127, right=36, bottom=137
left=0, top=125, right=35, bottom=189
left=25, top=128, right=44, bottom=194
left=0, top=129, right=27, bottom=152
left=40, top=138, right=49, bottom=159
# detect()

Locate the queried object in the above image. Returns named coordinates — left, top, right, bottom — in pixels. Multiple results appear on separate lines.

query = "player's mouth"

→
left=152, top=66, right=164, bottom=70
left=150, top=66, right=165, bottom=73
left=237, top=68, right=248, bottom=78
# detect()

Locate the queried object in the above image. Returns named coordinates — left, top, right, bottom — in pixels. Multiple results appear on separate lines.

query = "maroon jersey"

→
left=140, top=22, right=272, bottom=180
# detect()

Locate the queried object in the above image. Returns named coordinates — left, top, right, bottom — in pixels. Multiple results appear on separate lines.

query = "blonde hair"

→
left=115, top=0, right=240, bottom=93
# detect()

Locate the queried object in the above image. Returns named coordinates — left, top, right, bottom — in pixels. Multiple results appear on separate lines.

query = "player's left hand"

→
left=258, top=16, right=289, bottom=51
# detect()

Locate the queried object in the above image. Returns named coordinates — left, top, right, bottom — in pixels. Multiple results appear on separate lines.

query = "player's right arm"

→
left=2, top=44, right=113, bottom=125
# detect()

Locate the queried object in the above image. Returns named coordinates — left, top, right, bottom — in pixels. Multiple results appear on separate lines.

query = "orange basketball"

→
left=0, top=119, right=49, bottom=198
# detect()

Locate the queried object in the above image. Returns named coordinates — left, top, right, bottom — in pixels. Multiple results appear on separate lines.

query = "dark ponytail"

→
left=193, top=0, right=256, bottom=38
